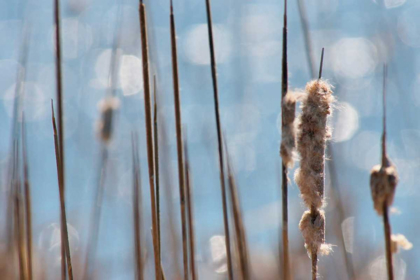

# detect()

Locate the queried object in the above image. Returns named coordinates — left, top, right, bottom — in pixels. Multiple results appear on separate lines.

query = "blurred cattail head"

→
left=280, top=91, right=299, bottom=168
left=97, top=96, right=120, bottom=143
left=370, top=160, right=398, bottom=215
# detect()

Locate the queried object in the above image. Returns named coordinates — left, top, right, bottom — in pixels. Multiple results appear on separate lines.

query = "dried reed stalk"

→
left=224, top=139, right=250, bottom=280
left=132, top=132, right=144, bottom=280
left=169, top=2, right=189, bottom=279
left=139, top=2, right=161, bottom=279
left=22, top=115, right=33, bottom=280
left=53, top=0, right=73, bottom=277
left=183, top=133, right=197, bottom=280
left=204, top=0, right=233, bottom=278
left=279, top=1, right=291, bottom=279
left=153, top=76, right=162, bottom=276
left=51, top=99, right=67, bottom=280
left=369, top=66, right=397, bottom=280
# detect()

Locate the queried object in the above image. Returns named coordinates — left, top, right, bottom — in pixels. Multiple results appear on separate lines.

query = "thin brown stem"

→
left=280, top=0, right=290, bottom=278
left=139, top=2, right=160, bottom=279
left=132, top=133, right=144, bottom=280
left=225, top=141, right=250, bottom=280
left=184, top=135, right=197, bottom=280
left=22, top=115, right=33, bottom=280
left=170, top=3, right=189, bottom=280
left=204, top=0, right=233, bottom=278
left=53, top=0, right=73, bottom=277
left=297, top=0, right=316, bottom=78
left=51, top=100, right=69, bottom=280
left=153, top=76, right=162, bottom=276
left=383, top=203, right=394, bottom=280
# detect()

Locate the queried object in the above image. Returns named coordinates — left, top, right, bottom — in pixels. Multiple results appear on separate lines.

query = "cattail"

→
left=370, top=162, right=398, bottom=215
left=280, top=91, right=298, bottom=168
left=294, top=49, right=333, bottom=279
left=295, top=79, right=334, bottom=209
left=97, top=97, right=120, bottom=143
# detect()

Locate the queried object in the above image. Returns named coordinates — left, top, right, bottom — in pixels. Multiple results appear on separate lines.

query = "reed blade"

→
left=22, top=115, right=33, bottom=280
left=204, top=0, right=233, bottom=278
left=280, top=0, right=290, bottom=279
left=132, top=132, right=144, bottom=280
left=53, top=0, right=73, bottom=277
left=183, top=132, right=197, bottom=280
left=138, top=3, right=161, bottom=279
left=224, top=138, right=250, bottom=280
left=169, top=3, right=189, bottom=279
left=51, top=100, right=70, bottom=280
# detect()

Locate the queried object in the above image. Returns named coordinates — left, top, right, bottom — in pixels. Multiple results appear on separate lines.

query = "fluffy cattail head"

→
left=370, top=159, right=398, bottom=215
left=295, top=80, right=334, bottom=209
left=299, top=210, right=332, bottom=257
left=280, top=91, right=297, bottom=167
left=97, top=96, right=120, bottom=143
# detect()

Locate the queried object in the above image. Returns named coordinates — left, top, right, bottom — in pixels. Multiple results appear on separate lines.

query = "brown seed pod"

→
left=299, top=209, right=332, bottom=257
left=370, top=160, right=398, bottom=215
left=97, top=97, right=120, bottom=143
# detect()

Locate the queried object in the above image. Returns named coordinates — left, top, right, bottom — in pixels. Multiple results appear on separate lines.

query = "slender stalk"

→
left=22, top=115, right=33, bottom=280
left=53, top=0, right=73, bottom=277
left=204, top=0, right=233, bottom=278
left=132, top=133, right=144, bottom=280
left=184, top=134, right=197, bottom=280
left=139, top=2, right=160, bottom=279
left=381, top=65, right=394, bottom=280
left=153, top=76, right=162, bottom=275
left=83, top=145, right=108, bottom=280
left=169, top=2, right=189, bottom=279
left=51, top=99, right=67, bottom=280
left=297, top=0, right=316, bottom=78
left=225, top=140, right=250, bottom=280
left=280, top=0, right=290, bottom=279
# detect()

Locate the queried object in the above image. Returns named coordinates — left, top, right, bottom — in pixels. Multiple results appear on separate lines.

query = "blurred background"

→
left=0, top=0, right=418, bottom=279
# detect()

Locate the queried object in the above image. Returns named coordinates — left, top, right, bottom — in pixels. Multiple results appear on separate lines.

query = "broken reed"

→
left=279, top=0, right=291, bottom=279
left=170, top=2, right=189, bottom=279
left=139, top=1, right=161, bottom=279
left=204, top=0, right=234, bottom=278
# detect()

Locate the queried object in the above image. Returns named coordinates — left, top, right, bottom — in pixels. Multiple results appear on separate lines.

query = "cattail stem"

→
left=280, top=0, right=290, bottom=278
left=204, top=0, right=234, bottom=278
left=225, top=141, right=250, bottom=280
left=139, top=2, right=161, bottom=279
left=51, top=101, right=68, bottom=280
left=22, top=116, right=33, bottom=280
left=132, top=133, right=144, bottom=280
left=184, top=137, right=197, bottom=280
left=383, top=203, right=394, bottom=280
left=169, top=3, right=189, bottom=279
left=53, top=0, right=73, bottom=277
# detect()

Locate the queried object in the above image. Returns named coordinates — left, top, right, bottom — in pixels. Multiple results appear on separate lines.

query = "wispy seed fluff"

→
left=280, top=91, right=297, bottom=167
left=295, top=80, right=334, bottom=257
left=295, top=80, right=334, bottom=209
left=97, top=96, right=120, bottom=143
left=299, top=210, right=332, bottom=257
left=390, top=234, right=413, bottom=253
left=370, top=158, right=398, bottom=215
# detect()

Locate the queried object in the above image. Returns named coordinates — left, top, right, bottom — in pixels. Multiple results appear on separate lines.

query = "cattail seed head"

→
left=370, top=160, right=398, bottom=215
left=295, top=80, right=334, bottom=209
left=280, top=91, right=297, bottom=168
left=97, top=96, right=120, bottom=143
left=299, top=210, right=332, bottom=257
